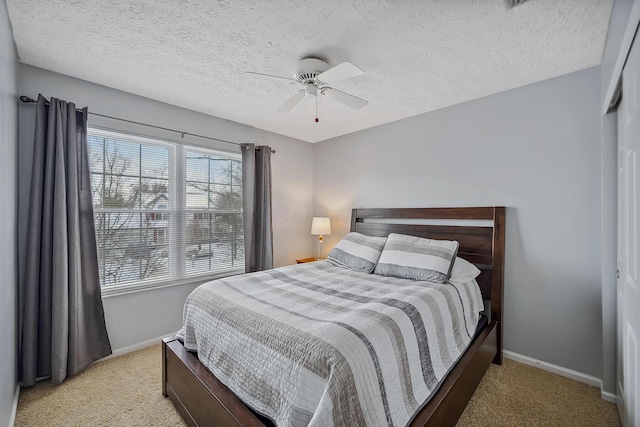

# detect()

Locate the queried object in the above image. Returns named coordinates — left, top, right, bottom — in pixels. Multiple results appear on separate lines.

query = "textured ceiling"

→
left=7, top=0, right=613, bottom=143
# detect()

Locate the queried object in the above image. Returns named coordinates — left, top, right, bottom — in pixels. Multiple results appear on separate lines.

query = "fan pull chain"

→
left=315, top=93, right=319, bottom=123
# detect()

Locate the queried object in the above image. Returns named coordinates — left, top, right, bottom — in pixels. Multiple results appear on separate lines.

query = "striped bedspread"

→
left=176, top=261, right=483, bottom=427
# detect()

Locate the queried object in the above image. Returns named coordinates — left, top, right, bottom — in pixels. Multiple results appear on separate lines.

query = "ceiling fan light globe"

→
left=305, top=84, right=317, bottom=96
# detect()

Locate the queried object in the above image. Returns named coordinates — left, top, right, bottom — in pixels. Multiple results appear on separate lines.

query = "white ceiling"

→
left=7, top=0, right=613, bottom=143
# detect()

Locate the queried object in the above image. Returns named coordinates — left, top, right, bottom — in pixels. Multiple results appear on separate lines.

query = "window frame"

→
left=88, top=127, right=245, bottom=297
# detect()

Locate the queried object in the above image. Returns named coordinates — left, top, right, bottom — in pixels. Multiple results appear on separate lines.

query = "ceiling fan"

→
left=246, top=58, right=368, bottom=121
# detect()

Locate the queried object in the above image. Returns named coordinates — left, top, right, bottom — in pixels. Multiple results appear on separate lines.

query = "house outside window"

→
left=88, top=128, right=243, bottom=294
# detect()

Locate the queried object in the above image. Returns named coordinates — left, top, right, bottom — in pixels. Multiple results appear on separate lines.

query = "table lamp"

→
left=311, top=217, right=331, bottom=260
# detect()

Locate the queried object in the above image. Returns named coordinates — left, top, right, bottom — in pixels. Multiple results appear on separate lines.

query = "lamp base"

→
left=316, top=236, right=324, bottom=260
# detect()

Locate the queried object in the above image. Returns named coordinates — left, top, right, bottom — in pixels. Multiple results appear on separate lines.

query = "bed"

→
left=163, top=206, right=505, bottom=427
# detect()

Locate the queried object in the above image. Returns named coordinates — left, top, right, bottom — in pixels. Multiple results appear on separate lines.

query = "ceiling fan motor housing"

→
left=294, top=58, right=330, bottom=84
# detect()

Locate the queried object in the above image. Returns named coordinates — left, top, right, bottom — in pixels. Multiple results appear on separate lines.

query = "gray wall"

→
left=17, top=64, right=314, bottom=352
left=599, top=0, right=635, bottom=396
left=313, top=67, right=603, bottom=378
left=0, top=0, right=18, bottom=424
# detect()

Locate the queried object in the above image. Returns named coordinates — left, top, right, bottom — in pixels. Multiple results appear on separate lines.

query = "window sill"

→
left=100, top=268, right=245, bottom=298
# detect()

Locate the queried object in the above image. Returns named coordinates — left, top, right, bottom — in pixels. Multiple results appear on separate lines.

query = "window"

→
left=88, top=128, right=243, bottom=293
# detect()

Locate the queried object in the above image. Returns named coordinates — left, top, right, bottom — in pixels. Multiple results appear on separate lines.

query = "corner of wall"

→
left=0, top=0, right=20, bottom=422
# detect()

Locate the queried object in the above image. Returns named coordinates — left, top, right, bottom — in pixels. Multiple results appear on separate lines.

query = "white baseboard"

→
left=503, top=350, right=601, bottom=388
left=504, top=350, right=622, bottom=405
left=601, top=390, right=617, bottom=404
left=9, top=384, right=19, bottom=427
left=99, top=332, right=177, bottom=362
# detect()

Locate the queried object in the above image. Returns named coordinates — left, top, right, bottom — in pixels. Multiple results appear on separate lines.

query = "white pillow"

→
left=449, top=257, right=481, bottom=283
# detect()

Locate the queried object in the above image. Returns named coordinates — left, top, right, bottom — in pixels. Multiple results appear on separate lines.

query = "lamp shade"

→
left=311, top=217, right=331, bottom=236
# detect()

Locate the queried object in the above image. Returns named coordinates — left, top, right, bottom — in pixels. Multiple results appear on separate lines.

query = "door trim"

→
left=603, top=2, right=640, bottom=114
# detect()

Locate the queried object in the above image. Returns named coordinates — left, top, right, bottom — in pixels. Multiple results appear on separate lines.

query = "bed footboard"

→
left=410, top=321, right=497, bottom=426
left=163, top=321, right=497, bottom=427
left=163, top=337, right=265, bottom=427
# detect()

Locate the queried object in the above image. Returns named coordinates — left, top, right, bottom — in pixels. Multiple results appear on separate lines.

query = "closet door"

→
left=619, top=34, right=640, bottom=427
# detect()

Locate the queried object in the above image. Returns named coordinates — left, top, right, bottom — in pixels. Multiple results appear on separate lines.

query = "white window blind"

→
left=88, top=128, right=243, bottom=293
left=183, top=149, right=244, bottom=276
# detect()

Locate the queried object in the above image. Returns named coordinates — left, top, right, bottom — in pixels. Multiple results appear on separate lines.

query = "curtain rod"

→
left=19, top=95, right=276, bottom=154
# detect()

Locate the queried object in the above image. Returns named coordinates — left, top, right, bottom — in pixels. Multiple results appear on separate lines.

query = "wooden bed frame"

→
left=163, top=206, right=506, bottom=427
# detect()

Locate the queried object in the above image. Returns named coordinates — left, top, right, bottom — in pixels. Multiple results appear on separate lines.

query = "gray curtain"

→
left=241, top=144, right=273, bottom=272
left=20, top=95, right=111, bottom=387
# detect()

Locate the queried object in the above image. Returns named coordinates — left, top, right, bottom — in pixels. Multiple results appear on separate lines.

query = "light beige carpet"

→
left=15, top=345, right=186, bottom=427
left=457, top=360, right=620, bottom=427
left=15, top=345, right=620, bottom=427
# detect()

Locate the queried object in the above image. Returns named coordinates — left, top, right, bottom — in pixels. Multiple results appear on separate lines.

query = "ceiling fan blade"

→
left=323, top=88, right=368, bottom=110
left=316, top=62, right=364, bottom=84
left=244, top=71, right=298, bottom=83
left=276, top=91, right=306, bottom=112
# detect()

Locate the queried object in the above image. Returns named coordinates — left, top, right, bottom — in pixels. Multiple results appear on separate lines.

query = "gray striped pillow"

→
left=327, top=232, right=387, bottom=273
left=373, top=233, right=459, bottom=283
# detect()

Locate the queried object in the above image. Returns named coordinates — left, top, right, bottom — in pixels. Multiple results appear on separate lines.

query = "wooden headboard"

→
left=350, top=206, right=506, bottom=363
